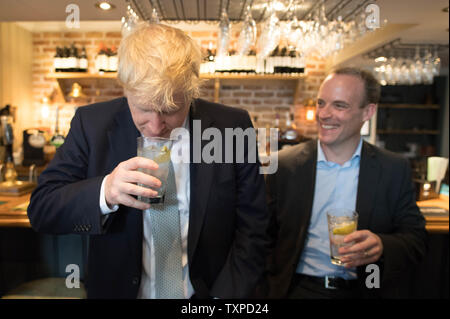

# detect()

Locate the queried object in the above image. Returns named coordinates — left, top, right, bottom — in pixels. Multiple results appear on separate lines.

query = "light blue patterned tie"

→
left=149, top=161, right=184, bottom=298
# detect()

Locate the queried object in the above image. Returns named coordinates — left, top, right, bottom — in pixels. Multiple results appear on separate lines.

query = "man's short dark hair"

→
left=331, top=67, right=381, bottom=107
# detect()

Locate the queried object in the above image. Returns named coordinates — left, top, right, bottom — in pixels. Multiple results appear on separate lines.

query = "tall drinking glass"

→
left=327, top=209, right=358, bottom=266
left=137, top=136, right=173, bottom=204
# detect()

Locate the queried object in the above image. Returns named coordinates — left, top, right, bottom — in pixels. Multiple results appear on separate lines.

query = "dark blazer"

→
left=27, top=97, right=270, bottom=299
left=265, top=139, right=428, bottom=298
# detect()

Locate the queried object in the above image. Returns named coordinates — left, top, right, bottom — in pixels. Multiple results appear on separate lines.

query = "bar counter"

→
left=416, top=194, right=449, bottom=234
left=0, top=194, right=30, bottom=228
left=0, top=193, right=448, bottom=233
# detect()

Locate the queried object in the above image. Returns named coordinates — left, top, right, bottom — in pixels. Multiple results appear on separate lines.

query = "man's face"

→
left=126, top=92, right=190, bottom=138
left=316, top=74, right=375, bottom=150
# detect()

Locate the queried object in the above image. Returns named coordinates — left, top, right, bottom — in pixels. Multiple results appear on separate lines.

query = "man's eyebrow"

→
left=333, top=100, right=350, bottom=106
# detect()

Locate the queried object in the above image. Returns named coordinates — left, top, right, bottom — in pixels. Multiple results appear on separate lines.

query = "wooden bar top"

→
left=0, top=193, right=32, bottom=228
left=417, top=194, right=449, bottom=234
left=0, top=193, right=448, bottom=233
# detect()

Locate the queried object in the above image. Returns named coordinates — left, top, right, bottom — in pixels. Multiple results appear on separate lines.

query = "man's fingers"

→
left=121, top=157, right=159, bottom=171
left=343, top=230, right=368, bottom=243
left=117, top=193, right=151, bottom=210
left=124, top=171, right=162, bottom=188
left=339, top=241, right=374, bottom=255
left=339, top=232, right=384, bottom=267
left=105, top=157, right=163, bottom=209
left=121, top=182, right=159, bottom=198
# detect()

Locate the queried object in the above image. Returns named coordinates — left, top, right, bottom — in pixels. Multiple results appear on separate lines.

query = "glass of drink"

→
left=327, top=209, right=358, bottom=266
left=137, top=136, right=173, bottom=205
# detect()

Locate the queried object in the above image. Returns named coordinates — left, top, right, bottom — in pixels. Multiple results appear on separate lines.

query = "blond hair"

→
left=118, top=22, right=202, bottom=112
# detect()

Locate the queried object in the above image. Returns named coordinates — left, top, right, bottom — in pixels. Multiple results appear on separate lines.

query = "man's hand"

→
left=338, top=230, right=383, bottom=268
left=105, top=157, right=161, bottom=210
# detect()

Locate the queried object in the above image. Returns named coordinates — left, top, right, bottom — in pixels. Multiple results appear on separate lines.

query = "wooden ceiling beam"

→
left=326, top=23, right=417, bottom=71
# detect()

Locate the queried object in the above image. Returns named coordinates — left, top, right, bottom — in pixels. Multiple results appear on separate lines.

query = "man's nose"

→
left=146, top=113, right=166, bottom=135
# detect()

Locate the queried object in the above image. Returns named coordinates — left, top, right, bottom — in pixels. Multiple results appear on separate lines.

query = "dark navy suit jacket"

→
left=28, top=97, right=270, bottom=299
left=265, top=139, right=428, bottom=298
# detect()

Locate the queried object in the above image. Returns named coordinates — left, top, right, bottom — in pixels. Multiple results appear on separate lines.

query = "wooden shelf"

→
left=47, top=72, right=305, bottom=80
left=47, top=72, right=304, bottom=105
left=379, top=104, right=440, bottom=110
left=47, top=72, right=117, bottom=79
left=200, top=73, right=305, bottom=80
left=377, top=129, right=440, bottom=135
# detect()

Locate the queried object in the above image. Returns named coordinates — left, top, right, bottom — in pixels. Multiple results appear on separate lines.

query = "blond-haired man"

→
left=28, top=23, right=269, bottom=299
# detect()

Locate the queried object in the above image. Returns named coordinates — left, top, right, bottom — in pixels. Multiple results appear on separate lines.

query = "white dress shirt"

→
left=99, top=118, right=194, bottom=298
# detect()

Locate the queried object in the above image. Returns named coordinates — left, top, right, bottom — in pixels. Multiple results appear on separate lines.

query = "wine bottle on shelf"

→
left=79, top=47, right=88, bottom=72
left=95, top=44, right=108, bottom=73
left=276, top=46, right=287, bottom=74
left=266, top=46, right=279, bottom=74
left=104, top=47, right=112, bottom=72
left=74, top=44, right=80, bottom=72
left=108, top=46, right=118, bottom=72
left=247, top=51, right=257, bottom=74
left=61, top=46, right=70, bottom=72
left=68, top=43, right=78, bottom=72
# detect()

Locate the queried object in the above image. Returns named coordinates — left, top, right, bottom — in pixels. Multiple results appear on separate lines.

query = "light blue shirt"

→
left=296, top=139, right=363, bottom=280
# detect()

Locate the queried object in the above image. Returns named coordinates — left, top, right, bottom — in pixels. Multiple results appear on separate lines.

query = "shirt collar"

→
left=317, top=138, right=363, bottom=166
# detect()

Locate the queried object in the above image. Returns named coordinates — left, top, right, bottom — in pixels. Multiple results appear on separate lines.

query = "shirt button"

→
left=132, top=277, right=139, bottom=285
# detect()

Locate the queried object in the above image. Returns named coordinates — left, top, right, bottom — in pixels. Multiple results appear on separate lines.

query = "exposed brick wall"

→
left=31, top=28, right=326, bottom=138
left=31, top=30, right=123, bottom=136
left=295, top=55, right=327, bottom=137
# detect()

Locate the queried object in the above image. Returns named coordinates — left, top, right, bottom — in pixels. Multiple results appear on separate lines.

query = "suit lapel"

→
left=106, top=99, right=142, bottom=262
left=293, top=141, right=317, bottom=257
left=187, top=100, right=215, bottom=262
left=107, top=99, right=140, bottom=169
left=356, top=142, right=381, bottom=229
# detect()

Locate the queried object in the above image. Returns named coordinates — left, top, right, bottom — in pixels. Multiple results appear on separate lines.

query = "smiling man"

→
left=27, top=23, right=270, bottom=299
left=264, top=67, right=428, bottom=299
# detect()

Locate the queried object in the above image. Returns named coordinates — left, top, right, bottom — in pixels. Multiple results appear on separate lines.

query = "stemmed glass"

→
left=411, top=46, right=423, bottom=85
left=400, top=54, right=413, bottom=85
left=385, top=57, right=396, bottom=85
left=431, top=46, right=441, bottom=77
left=422, top=48, right=434, bottom=85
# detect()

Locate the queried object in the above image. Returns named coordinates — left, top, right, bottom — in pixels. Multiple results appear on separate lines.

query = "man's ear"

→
left=363, top=103, right=377, bottom=122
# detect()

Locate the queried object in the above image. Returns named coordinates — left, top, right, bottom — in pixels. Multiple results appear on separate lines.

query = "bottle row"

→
left=53, top=44, right=88, bottom=72
left=95, top=44, right=118, bottom=73
left=200, top=55, right=305, bottom=75
left=53, top=43, right=118, bottom=73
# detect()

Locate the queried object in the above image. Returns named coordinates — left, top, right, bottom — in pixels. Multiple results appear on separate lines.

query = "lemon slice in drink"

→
left=153, top=146, right=171, bottom=164
left=332, top=221, right=356, bottom=235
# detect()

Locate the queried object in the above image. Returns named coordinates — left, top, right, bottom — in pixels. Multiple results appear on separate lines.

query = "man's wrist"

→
left=100, top=175, right=119, bottom=214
